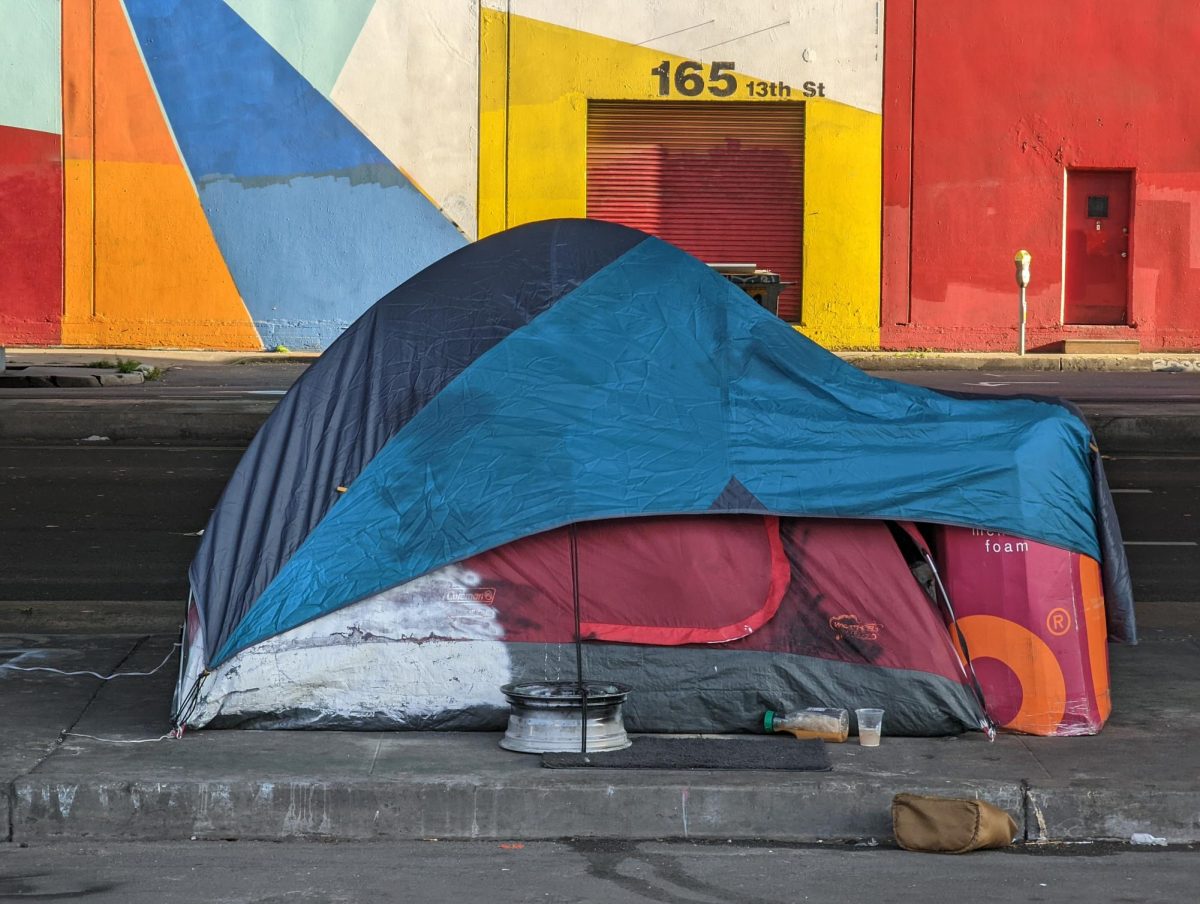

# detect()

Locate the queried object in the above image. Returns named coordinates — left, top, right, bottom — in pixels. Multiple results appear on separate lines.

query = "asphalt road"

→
left=0, top=445, right=239, bottom=602
left=0, top=443, right=1195, bottom=604
left=0, top=839, right=1195, bottom=904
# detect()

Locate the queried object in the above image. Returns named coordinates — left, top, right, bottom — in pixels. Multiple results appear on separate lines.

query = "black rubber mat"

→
left=541, top=736, right=832, bottom=771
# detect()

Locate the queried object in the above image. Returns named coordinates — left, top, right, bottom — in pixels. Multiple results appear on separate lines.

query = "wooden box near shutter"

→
left=586, top=101, right=805, bottom=322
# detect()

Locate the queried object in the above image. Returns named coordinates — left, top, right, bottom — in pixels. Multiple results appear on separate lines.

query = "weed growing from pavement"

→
left=85, top=358, right=163, bottom=380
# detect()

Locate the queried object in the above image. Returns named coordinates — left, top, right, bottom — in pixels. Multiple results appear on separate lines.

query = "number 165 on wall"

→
left=650, top=60, right=737, bottom=97
left=651, top=60, right=820, bottom=99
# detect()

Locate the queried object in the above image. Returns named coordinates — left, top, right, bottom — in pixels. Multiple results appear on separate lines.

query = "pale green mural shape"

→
left=223, top=0, right=377, bottom=97
left=0, top=0, right=61, bottom=133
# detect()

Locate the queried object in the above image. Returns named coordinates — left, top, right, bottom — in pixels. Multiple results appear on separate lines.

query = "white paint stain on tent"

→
left=185, top=564, right=512, bottom=728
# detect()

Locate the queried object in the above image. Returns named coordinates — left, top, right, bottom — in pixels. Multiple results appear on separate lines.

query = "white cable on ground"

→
left=0, top=643, right=181, bottom=680
left=64, top=732, right=174, bottom=744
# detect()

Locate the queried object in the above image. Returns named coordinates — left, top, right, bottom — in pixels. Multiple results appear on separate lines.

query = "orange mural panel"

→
left=61, top=0, right=260, bottom=348
left=62, top=0, right=95, bottom=162
left=62, top=161, right=263, bottom=349
left=94, top=0, right=179, bottom=165
left=63, top=158, right=95, bottom=321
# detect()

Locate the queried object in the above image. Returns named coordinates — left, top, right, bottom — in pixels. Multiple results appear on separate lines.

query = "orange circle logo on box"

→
left=1046, top=608, right=1072, bottom=636
left=953, top=615, right=1066, bottom=735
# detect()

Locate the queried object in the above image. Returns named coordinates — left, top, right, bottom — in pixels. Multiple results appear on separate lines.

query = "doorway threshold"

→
left=1056, top=338, right=1141, bottom=355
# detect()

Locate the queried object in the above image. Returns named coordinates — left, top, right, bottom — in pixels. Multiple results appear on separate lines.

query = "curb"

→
left=0, top=399, right=275, bottom=445
left=1081, top=409, right=1200, bottom=451
left=7, top=346, right=1197, bottom=372
left=5, top=773, right=1018, bottom=844
left=8, top=768, right=1196, bottom=844
left=840, top=353, right=1200, bottom=373
left=1025, top=785, right=1200, bottom=845
left=0, top=370, right=145, bottom=389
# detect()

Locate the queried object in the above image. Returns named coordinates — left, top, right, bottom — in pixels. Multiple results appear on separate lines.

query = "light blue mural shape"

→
left=124, top=0, right=465, bottom=348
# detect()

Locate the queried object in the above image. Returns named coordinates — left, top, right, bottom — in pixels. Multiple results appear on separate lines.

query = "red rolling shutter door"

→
left=587, top=101, right=805, bottom=322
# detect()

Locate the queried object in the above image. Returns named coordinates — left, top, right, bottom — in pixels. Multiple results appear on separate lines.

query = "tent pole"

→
left=923, top=550, right=997, bottom=740
left=570, top=522, right=587, bottom=753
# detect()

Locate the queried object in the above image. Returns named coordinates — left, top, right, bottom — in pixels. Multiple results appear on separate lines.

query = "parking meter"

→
left=1013, top=250, right=1031, bottom=354
left=1013, top=250, right=1031, bottom=289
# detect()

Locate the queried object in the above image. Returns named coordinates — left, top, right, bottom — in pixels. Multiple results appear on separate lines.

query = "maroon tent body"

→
left=405, top=514, right=981, bottom=735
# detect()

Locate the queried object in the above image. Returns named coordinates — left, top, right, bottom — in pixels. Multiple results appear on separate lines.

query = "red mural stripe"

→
left=0, top=125, right=63, bottom=345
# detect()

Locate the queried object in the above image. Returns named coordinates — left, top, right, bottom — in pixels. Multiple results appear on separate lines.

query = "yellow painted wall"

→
left=479, top=9, right=880, bottom=349
left=802, top=101, right=881, bottom=349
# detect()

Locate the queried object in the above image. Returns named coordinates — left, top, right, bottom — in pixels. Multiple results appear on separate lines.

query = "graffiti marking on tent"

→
left=829, top=614, right=881, bottom=642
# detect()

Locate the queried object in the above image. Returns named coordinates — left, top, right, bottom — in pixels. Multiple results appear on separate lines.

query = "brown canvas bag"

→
left=892, top=793, right=1018, bottom=853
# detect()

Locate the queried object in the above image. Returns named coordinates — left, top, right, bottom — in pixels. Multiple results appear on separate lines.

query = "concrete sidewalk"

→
left=0, top=600, right=1196, bottom=845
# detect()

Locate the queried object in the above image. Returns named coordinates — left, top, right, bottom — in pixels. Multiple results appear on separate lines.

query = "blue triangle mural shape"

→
left=126, top=0, right=387, bottom=183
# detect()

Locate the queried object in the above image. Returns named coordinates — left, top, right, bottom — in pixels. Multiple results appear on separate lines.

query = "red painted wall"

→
left=883, top=0, right=1200, bottom=351
left=0, top=125, right=63, bottom=345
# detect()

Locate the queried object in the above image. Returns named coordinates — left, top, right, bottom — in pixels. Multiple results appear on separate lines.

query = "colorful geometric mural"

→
left=222, top=0, right=377, bottom=98
left=8, top=2, right=1200, bottom=352
left=2, top=0, right=883, bottom=351
left=61, top=0, right=260, bottom=349
left=6, top=0, right=467, bottom=350
left=122, top=0, right=465, bottom=349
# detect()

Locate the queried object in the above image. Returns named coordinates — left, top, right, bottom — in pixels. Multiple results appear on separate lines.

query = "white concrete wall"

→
left=493, top=0, right=884, bottom=113
left=332, top=0, right=480, bottom=239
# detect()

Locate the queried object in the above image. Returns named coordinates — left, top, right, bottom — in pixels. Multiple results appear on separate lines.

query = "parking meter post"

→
left=1020, top=285, right=1027, bottom=356
left=1013, top=250, right=1032, bottom=356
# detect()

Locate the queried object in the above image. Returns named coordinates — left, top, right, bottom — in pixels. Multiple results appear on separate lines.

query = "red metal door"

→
left=586, top=102, right=805, bottom=321
left=1065, top=170, right=1131, bottom=325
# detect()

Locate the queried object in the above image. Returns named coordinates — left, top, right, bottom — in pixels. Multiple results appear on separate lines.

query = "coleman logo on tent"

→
left=829, top=614, right=881, bottom=642
left=444, top=588, right=497, bottom=604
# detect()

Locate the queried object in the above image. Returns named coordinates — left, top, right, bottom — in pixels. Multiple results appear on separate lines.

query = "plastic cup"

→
left=856, top=708, right=884, bottom=747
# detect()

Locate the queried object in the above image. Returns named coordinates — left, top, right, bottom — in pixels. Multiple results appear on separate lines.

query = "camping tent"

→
left=175, top=218, right=1134, bottom=735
